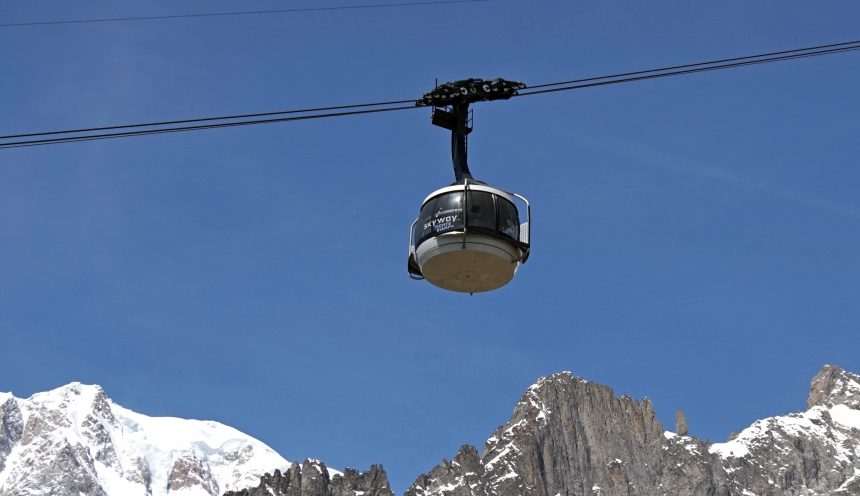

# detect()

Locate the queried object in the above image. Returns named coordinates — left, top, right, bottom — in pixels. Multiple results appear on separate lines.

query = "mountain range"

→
left=2, top=365, right=858, bottom=496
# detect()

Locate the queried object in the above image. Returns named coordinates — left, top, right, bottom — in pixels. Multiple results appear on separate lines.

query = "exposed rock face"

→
left=675, top=409, right=688, bottom=436
left=1, top=387, right=107, bottom=496
left=407, top=445, right=490, bottom=496
left=406, top=373, right=666, bottom=496
left=223, top=460, right=393, bottom=496
left=15, top=443, right=108, bottom=496
left=0, top=396, right=24, bottom=473
left=808, top=364, right=860, bottom=410
left=167, top=454, right=219, bottom=493
left=407, top=365, right=860, bottom=496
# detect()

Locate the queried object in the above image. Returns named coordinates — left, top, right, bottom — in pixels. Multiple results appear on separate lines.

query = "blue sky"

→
left=1, top=0, right=859, bottom=492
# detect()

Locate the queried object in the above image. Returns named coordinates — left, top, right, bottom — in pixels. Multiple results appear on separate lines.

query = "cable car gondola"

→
left=407, top=79, right=531, bottom=293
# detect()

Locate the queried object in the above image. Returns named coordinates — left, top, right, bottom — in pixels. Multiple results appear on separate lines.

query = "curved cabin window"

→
left=497, top=197, right=520, bottom=240
left=466, top=191, right=496, bottom=232
left=416, top=192, right=464, bottom=244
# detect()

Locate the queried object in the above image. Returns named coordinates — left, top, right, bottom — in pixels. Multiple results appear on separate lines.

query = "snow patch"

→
left=830, top=404, right=860, bottom=429
left=709, top=439, right=751, bottom=459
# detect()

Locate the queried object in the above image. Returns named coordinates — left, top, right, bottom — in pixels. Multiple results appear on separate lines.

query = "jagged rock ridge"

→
left=223, top=459, right=393, bottom=496
left=406, top=365, right=860, bottom=496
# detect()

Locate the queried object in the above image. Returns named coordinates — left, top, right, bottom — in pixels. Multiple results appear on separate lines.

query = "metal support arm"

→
left=451, top=103, right=472, bottom=183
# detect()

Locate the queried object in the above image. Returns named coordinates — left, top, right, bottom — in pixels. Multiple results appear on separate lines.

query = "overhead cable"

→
left=523, top=39, right=860, bottom=90
left=0, top=106, right=419, bottom=149
left=515, top=43, right=860, bottom=98
left=0, top=0, right=494, bottom=29
left=0, top=99, right=419, bottom=140
left=2, top=39, right=859, bottom=150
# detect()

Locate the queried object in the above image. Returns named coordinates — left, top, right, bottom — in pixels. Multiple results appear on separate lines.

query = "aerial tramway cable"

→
left=0, top=0, right=495, bottom=29
left=0, top=106, right=418, bottom=149
left=515, top=44, right=860, bottom=98
left=0, top=99, right=419, bottom=140
left=521, top=39, right=860, bottom=91
left=1, top=39, right=859, bottom=150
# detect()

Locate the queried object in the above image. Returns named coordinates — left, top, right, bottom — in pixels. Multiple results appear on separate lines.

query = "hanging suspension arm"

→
left=418, top=78, right=525, bottom=183
left=450, top=102, right=472, bottom=182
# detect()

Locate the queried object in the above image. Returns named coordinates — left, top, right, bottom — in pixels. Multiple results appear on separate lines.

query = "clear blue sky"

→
left=1, top=1, right=859, bottom=493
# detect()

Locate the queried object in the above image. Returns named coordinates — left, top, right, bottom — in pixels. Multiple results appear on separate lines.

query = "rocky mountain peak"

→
left=407, top=371, right=664, bottom=496
left=409, top=366, right=860, bottom=496
left=807, top=364, right=860, bottom=410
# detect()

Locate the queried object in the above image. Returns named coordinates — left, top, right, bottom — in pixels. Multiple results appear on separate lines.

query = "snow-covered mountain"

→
left=0, top=382, right=295, bottom=496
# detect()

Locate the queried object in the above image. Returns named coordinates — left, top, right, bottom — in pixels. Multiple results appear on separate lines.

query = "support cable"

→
left=0, top=99, right=419, bottom=140
left=0, top=0, right=495, bottom=29
left=515, top=44, right=860, bottom=98
left=2, top=39, right=859, bottom=150
left=0, top=106, right=418, bottom=149
left=524, top=39, right=860, bottom=91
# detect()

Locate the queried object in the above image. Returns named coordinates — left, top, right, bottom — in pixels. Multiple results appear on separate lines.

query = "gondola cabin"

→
left=408, top=182, right=530, bottom=293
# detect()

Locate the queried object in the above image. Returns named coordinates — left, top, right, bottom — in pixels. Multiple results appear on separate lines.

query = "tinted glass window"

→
left=466, top=191, right=496, bottom=232
left=497, top=197, right=520, bottom=240
left=416, top=192, right=464, bottom=244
